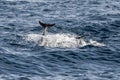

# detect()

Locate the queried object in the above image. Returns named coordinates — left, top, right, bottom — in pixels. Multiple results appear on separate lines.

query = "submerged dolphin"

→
left=39, top=21, right=55, bottom=36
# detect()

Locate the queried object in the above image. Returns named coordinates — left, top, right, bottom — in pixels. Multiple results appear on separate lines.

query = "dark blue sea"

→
left=0, top=0, right=120, bottom=80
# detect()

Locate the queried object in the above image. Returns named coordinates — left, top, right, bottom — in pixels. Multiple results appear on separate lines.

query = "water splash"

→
left=24, top=33, right=105, bottom=48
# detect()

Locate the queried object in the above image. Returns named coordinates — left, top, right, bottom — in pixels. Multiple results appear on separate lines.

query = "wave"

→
left=24, top=33, right=105, bottom=48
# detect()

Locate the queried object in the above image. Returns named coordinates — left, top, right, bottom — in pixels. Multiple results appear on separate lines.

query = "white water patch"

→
left=0, top=71, right=120, bottom=80
left=30, top=75, right=78, bottom=80
left=0, top=74, right=75, bottom=80
left=0, top=74, right=21, bottom=80
left=5, top=0, right=56, bottom=2
left=89, top=39, right=105, bottom=46
left=24, top=33, right=105, bottom=48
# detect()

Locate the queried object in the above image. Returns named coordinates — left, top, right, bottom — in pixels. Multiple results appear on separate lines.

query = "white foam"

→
left=0, top=74, right=77, bottom=80
left=89, top=39, right=105, bottom=46
left=4, top=0, right=54, bottom=2
left=24, top=33, right=105, bottom=48
left=0, top=74, right=20, bottom=80
left=1, top=71, right=119, bottom=80
left=31, top=75, right=77, bottom=80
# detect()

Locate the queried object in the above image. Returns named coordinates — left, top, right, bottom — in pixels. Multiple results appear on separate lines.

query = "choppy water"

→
left=0, top=0, right=120, bottom=80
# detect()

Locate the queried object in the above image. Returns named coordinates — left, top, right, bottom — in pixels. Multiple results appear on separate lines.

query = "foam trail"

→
left=89, top=39, right=105, bottom=46
left=24, top=33, right=105, bottom=48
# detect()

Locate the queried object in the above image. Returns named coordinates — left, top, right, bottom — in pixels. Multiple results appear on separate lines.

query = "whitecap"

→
left=24, top=33, right=105, bottom=48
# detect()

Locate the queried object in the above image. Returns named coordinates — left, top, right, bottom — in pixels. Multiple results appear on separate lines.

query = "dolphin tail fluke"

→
left=39, top=21, right=55, bottom=36
left=39, top=21, right=55, bottom=28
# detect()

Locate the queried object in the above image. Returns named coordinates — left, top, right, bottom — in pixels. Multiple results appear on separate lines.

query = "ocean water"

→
left=0, top=0, right=120, bottom=80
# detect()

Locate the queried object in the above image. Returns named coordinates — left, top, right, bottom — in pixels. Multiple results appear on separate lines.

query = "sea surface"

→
left=0, top=0, right=120, bottom=80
